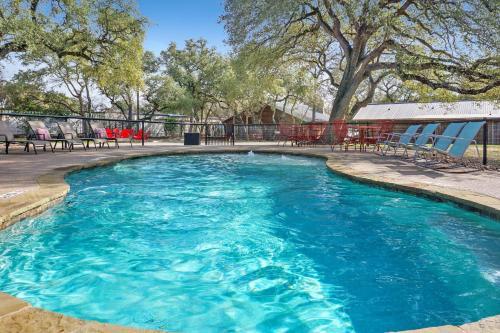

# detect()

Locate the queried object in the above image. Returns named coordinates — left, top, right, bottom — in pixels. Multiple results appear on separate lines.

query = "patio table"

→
left=347, top=125, right=382, bottom=151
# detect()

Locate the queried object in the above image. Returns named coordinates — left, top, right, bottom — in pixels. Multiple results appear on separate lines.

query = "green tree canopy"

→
left=159, top=39, right=230, bottom=122
left=223, top=0, right=500, bottom=119
left=1, top=0, right=147, bottom=120
left=142, top=51, right=190, bottom=118
left=0, top=71, right=77, bottom=114
left=225, top=45, right=322, bottom=124
left=0, top=0, right=146, bottom=64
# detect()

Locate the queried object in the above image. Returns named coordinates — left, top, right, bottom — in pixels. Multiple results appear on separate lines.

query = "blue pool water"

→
left=0, top=154, right=499, bottom=332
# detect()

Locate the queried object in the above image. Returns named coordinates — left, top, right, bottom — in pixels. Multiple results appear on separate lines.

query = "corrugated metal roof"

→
left=275, top=101, right=330, bottom=122
left=353, top=101, right=500, bottom=121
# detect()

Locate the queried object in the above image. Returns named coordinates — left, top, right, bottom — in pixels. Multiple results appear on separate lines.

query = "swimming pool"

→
left=0, top=153, right=498, bottom=332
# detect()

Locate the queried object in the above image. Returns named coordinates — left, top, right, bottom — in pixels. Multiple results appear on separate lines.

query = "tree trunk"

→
left=281, top=97, right=288, bottom=124
left=78, top=96, right=84, bottom=117
left=329, top=75, right=363, bottom=120
left=188, top=108, right=195, bottom=132
left=84, top=83, right=93, bottom=134
left=136, top=90, right=140, bottom=120
left=77, top=96, right=87, bottom=135
left=127, top=101, right=133, bottom=128
left=271, top=98, right=277, bottom=124
left=290, top=100, right=297, bottom=123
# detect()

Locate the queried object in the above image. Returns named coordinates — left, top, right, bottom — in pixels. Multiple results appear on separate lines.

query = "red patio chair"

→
left=108, top=128, right=124, bottom=138
left=304, top=124, right=325, bottom=146
left=294, top=125, right=305, bottom=145
left=111, top=128, right=133, bottom=147
left=277, top=124, right=293, bottom=146
left=359, top=125, right=382, bottom=150
left=331, top=120, right=348, bottom=151
left=133, top=129, right=151, bottom=141
left=121, top=128, right=133, bottom=138
left=105, top=128, right=116, bottom=139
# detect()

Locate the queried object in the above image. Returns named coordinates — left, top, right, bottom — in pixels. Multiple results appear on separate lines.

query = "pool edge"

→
left=1, top=148, right=499, bottom=227
left=0, top=146, right=499, bottom=333
left=0, top=292, right=164, bottom=332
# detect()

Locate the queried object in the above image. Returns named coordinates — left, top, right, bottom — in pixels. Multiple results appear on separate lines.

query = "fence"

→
left=0, top=113, right=235, bottom=147
left=0, top=112, right=499, bottom=168
left=232, top=119, right=499, bottom=168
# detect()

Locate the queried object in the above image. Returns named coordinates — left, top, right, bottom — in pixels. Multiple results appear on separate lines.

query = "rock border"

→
left=0, top=292, right=163, bottom=332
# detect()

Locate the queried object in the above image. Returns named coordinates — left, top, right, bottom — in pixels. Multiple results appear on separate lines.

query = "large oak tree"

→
left=222, top=0, right=500, bottom=119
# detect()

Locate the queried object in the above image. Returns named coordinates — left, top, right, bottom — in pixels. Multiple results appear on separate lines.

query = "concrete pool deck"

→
left=0, top=142, right=499, bottom=332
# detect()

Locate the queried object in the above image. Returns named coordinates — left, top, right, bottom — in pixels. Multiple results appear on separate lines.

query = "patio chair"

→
left=108, top=128, right=134, bottom=147
left=330, top=120, right=348, bottom=151
left=132, top=129, right=151, bottom=141
left=291, top=125, right=304, bottom=146
left=111, top=128, right=121, bottom=139
left=105, top=128, right=116, bottom=139
left=345, top=125, right=361, bottom=150
left=56, top=121, right=96, bottom=151
left=414, top=122, right=466, bottom=163
left=277, top=124, right=293, bottom=146
left=381, top=124, right=421, bottom=156
left=422, top=121, right=485, bottom=168
left=400, top=123, right=439, bottom=158
left=284, top=124, right=301, bottom=146
left=89, top=122, right=118, bottom=148
left=301, top=124, right=326, bottom=146
left=0, top=121, right=52, bottom=154
left=371, top=120, right=395, bottom=151
left=27, top=120, right=70, bottom=151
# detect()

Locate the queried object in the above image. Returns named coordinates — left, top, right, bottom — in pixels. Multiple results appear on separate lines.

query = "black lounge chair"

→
left=57, top=121, right=99, bottom=151
left=27, top=120, right=72, bottom=151
left=89, top=122, right=117, bottom=148
left=0, top=121, right=52, bottom=154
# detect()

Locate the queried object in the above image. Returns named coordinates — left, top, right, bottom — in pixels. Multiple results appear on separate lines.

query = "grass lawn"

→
left=465, top=144, right=500, bottom=168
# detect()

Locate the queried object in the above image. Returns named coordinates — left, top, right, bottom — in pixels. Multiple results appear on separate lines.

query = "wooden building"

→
left=223, top=101, right=329, bottom=125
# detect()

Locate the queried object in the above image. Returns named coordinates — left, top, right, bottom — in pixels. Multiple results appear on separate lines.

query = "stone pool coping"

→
left=0, top=146, right=499, bottom=332
left=0, top=292, right=163, bottom=332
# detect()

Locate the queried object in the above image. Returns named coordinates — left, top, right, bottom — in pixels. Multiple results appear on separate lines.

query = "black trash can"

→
left=184, top=132, right=200, bottom=145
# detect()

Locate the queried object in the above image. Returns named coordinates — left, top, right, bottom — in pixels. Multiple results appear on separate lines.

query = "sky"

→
left=139, top=0, right=229, bottom=54
left=1, top=0, right=229, bottom=79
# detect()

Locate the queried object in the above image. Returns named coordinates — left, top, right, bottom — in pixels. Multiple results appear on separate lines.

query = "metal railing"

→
left=231, top=119, right=499, bottom=168
left=0, top=112, right=236, bottom=147
left=0, top=112, right=498, bottom=168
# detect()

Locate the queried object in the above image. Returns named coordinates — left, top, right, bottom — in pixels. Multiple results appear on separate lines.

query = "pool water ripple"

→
left=0, top=153, right=498, bottom=332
